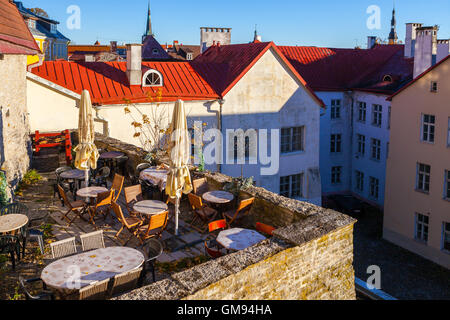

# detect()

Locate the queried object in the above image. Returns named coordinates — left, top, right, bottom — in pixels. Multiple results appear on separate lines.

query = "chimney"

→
left=200, top=27, right=232, bottom=53
left=405, top=23, right=423, bottom=57
left=367, top=36, right=377, bottom=49
left=414, top=26, right=438, bottom=78
left=110, top=41, right=117, bottom=53
left=126, top=44, right=143, bottom=86
left=437, top=39, right=450, bottom=63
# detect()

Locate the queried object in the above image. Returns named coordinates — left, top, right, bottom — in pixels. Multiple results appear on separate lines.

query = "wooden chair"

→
left=124, top=185, right=144, bottom=218
left=111, top=202, right=144, bottom=244
left=109, top=268, right=143, bottom=297
left=111, top=174, right=125, bottom=202
left=79, top=279, right=110, bottom=300
left=50, top=237, right=77, bottom=259
left=256, top=222, right=276, bottom=236
left=204, top=219, right=228, bottom=259
left=58, top=185, right=86, bottom=226
left=136, top=211, right=169, bottom=245
left=193, top=178, right=209, bottom=196
left=223, top=197, right=256, bottom=227
left=87, top=190, right=114, bottom=228
left=80, top=230, right=105, bottom=252
left=188, top=193, right=218, bottom=232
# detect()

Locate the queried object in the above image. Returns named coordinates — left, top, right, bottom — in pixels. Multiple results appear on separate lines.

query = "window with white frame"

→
left=416, top=163, right=431, bottom=193
left=356, top=171, right=364, bottom=192
left=371, top=138, right=381, bottom=161
left=330, top=134, right=342, bottom=153
left=142, top=69, right=163, bottom=87
left=372, top=104, right=382, bottom=127
left=421, top=114, right=436, bottom=143
left=357, top=102, right=367, bottom=122
left=443, top=222, right=450, bottom=252
left=357, top=134, right=366, bottom=156
left=281, top=127, right=304, bottom=154
left=331, top=100, right=341, bottom=119
left=444, top=170, right=450, bottom=200
left=415, top=213, right=429, bottom=243
left=331, top=166, right=342, bottom=184
left=369, top=176, right=379, bottom=199
left=280, top=174, right=304, bottom=198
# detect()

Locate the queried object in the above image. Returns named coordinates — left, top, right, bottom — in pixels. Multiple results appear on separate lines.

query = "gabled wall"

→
left=221, top=48, right=322, bottom=205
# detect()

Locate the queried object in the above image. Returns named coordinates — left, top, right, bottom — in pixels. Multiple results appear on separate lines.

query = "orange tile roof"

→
left=31, top=60, right=219, bottom=105
left=0, top=0, right=40, bottom=54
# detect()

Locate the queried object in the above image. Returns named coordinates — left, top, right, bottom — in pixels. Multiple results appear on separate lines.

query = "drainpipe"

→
left=348, top=92, right=355, bottom=194
left=93, top=107, right=110, bottom=137
left=217, top=98, right=225, bottom=173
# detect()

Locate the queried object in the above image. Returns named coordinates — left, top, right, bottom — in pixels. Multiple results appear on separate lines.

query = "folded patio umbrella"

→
left=73, top=90, right=100, bottom=188
left=166, top=100, right=193, bottom=236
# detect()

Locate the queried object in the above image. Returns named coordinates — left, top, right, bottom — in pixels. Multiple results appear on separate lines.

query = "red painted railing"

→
left=30, top=130, right=72, bottom=165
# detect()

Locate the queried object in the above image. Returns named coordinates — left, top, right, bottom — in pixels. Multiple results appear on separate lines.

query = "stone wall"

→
left=0, top=54, right=32, bottom=199
left=116, top=210, right=356, bottom=300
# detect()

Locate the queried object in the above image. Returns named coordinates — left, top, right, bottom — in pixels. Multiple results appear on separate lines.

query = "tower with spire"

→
left=142, top=1, right=153, bottom=43
left=388, top=5, right=398, bottom=44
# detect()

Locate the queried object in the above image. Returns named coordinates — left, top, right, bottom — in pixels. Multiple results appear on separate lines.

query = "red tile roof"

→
left=192, top=42, right=325, bottom=106
left=31, top=60, right=219, bottom=105
left=387, top=54, right=450, bottom=101
left=0, top=0, right=40, bottom=54
left=278, top=44, right=413, bottom=93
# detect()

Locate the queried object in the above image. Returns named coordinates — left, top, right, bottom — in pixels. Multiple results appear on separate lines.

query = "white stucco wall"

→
left=316, top=91, right=352, bottom=196
left=220, top=48, right=322, bottom=205
left=351, top=91, right=391, bottom=208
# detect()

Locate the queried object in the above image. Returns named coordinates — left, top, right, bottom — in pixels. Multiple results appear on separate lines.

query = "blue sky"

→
left=21, top=0, right=450, bottom=48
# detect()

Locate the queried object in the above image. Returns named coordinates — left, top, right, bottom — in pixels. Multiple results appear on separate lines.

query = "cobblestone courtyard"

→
left=351, top=207, right=450, bottom=300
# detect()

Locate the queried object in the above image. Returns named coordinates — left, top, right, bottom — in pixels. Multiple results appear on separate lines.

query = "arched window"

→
left=142, top=69, right=163, bottom=87
left=383, top=75, right=393, bottom=83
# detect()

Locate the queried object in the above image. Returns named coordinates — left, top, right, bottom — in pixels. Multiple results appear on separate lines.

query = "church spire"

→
left=388, top=3, right=398, bottom=44
left=143, top=1, right=153, bottom=42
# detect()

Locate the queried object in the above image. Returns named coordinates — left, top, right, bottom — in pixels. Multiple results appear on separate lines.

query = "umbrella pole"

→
left=84, top=169, right=89, bottom=188
left=175, top=197, right=180, bottom=236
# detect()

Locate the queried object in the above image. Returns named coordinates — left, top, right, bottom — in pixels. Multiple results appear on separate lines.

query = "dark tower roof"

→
left=142, top=1, right=153, bottom=42
left=388, top=7, right=398, bottom=44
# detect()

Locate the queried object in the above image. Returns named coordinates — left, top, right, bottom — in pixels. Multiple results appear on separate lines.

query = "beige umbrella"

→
left=166, top=99, right=193, bottom=236
left=73, top=90, right=100, bottom=188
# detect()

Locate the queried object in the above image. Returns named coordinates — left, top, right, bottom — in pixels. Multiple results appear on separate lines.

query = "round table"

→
left=133, top=200, right=168, bottom=216
left=217, top=228, right=266, bottom=251
left=0, top=214, right=29, bottom=234
left=140, top=167, right=169, bottom=191
left=77, top=187, right=109, bottom=198
left=60, top=169, right=86, bottom=180
left=41, top=247, right=145, bottom=292
left=99, top=151, right=125, bottom=160
left=202, top=191, right=234, bottom=204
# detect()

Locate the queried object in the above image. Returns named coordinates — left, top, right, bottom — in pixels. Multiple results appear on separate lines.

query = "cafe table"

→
left=77, top=187, right=109, bottom=199
left=0, top=214, right=29, bottom=234
left=139, top=167, right=169, bottom=192
left=133, top=200, right=168, bottom=217
left=41, top=246, right=144, bottom=295
left=202, top=191, right=234, bottom=205
left=216, top=228, right=266, bottom=251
